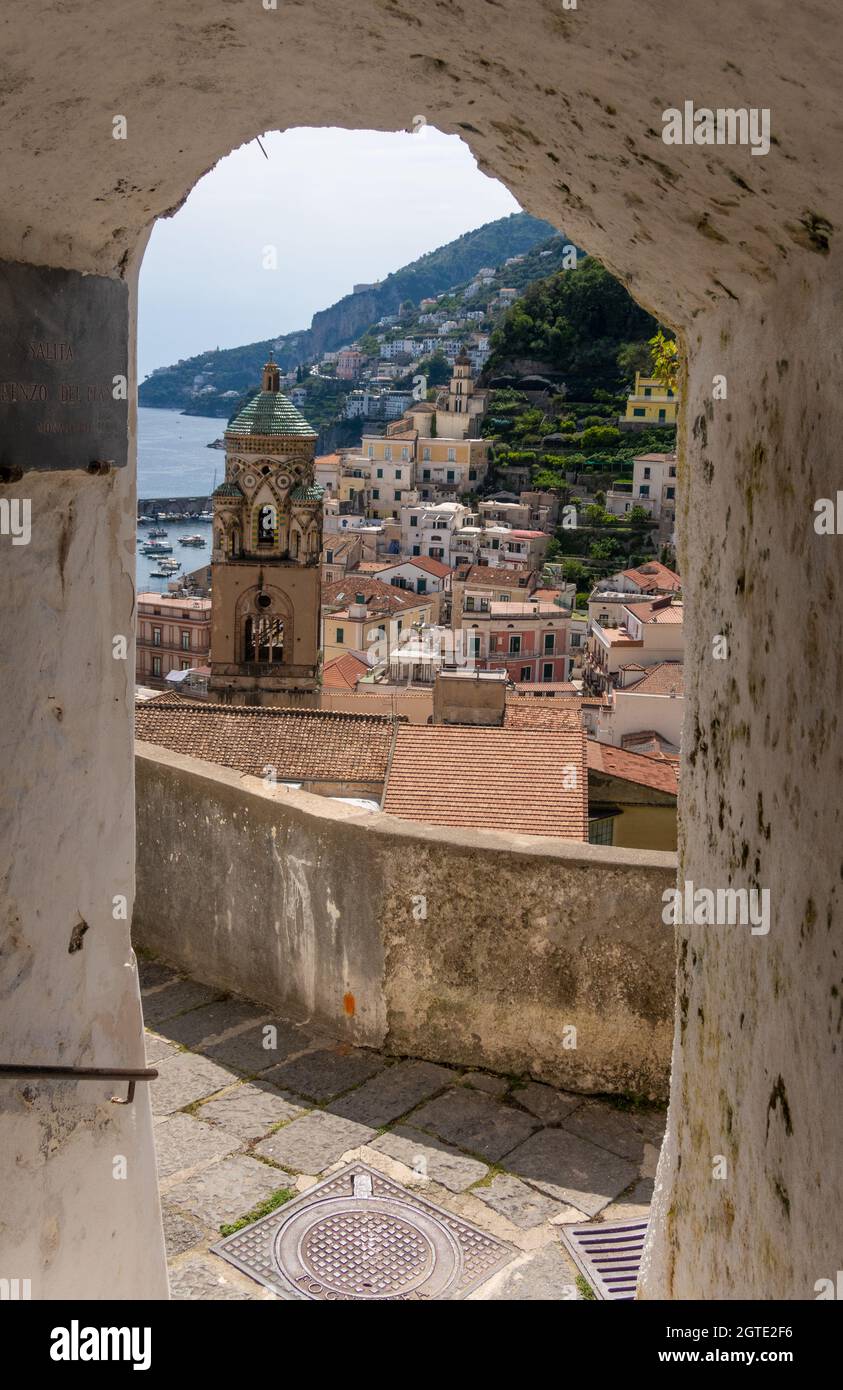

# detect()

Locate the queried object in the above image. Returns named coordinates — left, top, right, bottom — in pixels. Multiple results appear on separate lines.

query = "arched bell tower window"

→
left=257, top=505, right=277, bottom=546
left=229, top=528, right=239, bottom=557
left=244, top=614, right=284, bottom=663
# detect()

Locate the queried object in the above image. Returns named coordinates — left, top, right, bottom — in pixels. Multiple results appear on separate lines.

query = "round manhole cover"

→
left=273, top=1195, right=463, bottom=1301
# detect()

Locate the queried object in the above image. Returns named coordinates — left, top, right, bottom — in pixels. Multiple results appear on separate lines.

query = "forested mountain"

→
left=139, top=212, right=557, bottom=413
left=486, top=258, right=660, bottom=395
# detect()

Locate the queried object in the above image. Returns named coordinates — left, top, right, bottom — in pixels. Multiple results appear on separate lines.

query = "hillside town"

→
left=137, top=325, right=682, bottom=853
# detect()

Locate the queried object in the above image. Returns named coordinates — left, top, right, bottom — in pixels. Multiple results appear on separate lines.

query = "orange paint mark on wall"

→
left=343, top=992, right=356, bottom=1017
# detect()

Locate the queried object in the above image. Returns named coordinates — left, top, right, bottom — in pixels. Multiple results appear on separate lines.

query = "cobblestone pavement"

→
left=140, top=958, right=665, bottom=1301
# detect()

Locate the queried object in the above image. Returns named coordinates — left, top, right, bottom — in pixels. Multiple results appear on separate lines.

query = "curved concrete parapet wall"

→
left=134, top=743, right=678, bottom=1100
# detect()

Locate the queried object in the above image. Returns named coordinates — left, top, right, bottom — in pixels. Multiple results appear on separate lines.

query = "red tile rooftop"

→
left=457, top=565, right=537, bottom=587
left=620, top=661, right=684, bottom=696
left=135, top=700, right=398, bottom=785
left=620, top=561, right=681, bottom=592
left=624, top=600, right=684, bottom=625
left=322, top=576, right=426, bottom=615
left=321, top=652, right=372, bottom=690
left=587, top=739, right=679, bottom=795
left=383, top=724, right=588, bottom=841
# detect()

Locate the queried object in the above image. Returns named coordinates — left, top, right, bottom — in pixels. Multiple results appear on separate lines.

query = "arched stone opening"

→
left=0, top=1, right=840, bottom=1301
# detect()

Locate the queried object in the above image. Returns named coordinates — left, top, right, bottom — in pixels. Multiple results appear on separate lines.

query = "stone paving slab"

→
left=139, top=957, right=660, bottom=1299
left=162, top=1209, right=213, bottom=1259
left=561, top=1098, right=665, bottom=1162
left=411, top=1087, right=540, bottom=1162
left=138, top=960, right=180, bottom=991
left=144, top=1030, right=182, bottom=1064
left=472, top=1174, right=569, bottom=1229
left=601, top=1176, right=656, bottom=1221
left=169, top=1253, right=276, bottom=1301
left=197, top=1082, right=307, bottom=1142
left=156, top=998, right=270, bottom=1051
left=504, top=1127, right=638, bottom=1218
left=461, top=1072, right=510, bottom=1097
left=513, top=1081, right=584, bottom=1125
left=254, top=1110, right=375, bottom=1173
left=472, top=1240, right=581, bottom=1301
left=203, top=1019, right=319, bottom=1076
left=165, top=1154, right=287, bottom=1228
left=368, top=1124, right=489, bottom=1192
left=149, top=1052, right=237, bottom=1116
left=142, top=978, right=221, bottom=1025
left=155, top=1112, right=241, bottom=1182
left=328, top=1059, right=455, bottom=1127
left=263, top=1046, right=386, bottom=1102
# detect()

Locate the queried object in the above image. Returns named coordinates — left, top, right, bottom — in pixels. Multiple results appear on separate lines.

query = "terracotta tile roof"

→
left=352, top=561, right=392, bottom=572
left=620, top=661, right=684, bottom=696
left=394, top=556, right=452, bottom=579
left=321, top=653, right=371, bottom=690
left=624, top=598, right=684, bottom=625
left=458, top=565, right=537, bottom=589
left=513, top=681, right=578, bottom=694
left=322, top=576, right=424, bottom=615
left=383, top=725, right=588, bottom=840
left=587, top=739, right=679, bottom=795
left=620, top=561, right=681, bottom=592
left=136, top=701, right=397, bottom=784
left=504, top=701, right=582, bottom=731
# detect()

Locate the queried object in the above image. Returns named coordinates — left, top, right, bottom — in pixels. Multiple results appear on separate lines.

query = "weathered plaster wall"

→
left=135, top=744, right=677, bottom=1096
left=134, top=745, right=389, bottom=1045
left=0, top=443, right=168, bottom=1297
left=639, top=268, right=843, bottom=1300
left=1, top=0, right=841, bottom=1300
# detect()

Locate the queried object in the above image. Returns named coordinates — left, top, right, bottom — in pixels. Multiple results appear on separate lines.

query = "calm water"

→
left=137, top=406, right=223, bottom=498
left=136, top=407, right=221, bottom=594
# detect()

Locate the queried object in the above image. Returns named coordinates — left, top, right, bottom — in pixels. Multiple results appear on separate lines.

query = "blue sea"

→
left=138, top=406, right=223, bottom=498
left=136, top=407, right=221, bottom=593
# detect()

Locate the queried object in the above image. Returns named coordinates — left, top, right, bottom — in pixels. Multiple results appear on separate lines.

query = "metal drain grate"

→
left=559, top=1217, right=649, bottom=1300
left=211, top=1161, right=515, bottom=1301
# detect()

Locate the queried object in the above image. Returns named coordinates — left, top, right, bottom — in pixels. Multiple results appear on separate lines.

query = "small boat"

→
left=179, top=534, right=207, bottom=547
left=149, top=569, right=171, bottom=578
left=148, top=527, right=168, bottom=538
left=141, top=542, right=173, bottom=555
left=138, top=516, right=152, bottom=526
left=197, top=510, right=213, bottom=521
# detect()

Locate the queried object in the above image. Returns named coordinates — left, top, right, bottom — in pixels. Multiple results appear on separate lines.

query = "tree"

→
left=581, top=425, right=622, bottom=450
left=649, top=328, right=680, bottom=391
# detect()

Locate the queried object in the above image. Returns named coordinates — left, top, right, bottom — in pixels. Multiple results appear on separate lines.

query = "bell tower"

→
left=208, top=356, right=323, bottom=705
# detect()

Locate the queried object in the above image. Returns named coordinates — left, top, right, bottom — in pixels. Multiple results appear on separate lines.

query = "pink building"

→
left=136, top=592, right=211, bottom=688
left=462, top=601, right=570, bottom=684
left=337, top=349, right=364, bottom=380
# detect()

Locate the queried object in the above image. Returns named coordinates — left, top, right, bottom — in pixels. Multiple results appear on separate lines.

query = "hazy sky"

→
left=138, top=126, right=520, bottom=379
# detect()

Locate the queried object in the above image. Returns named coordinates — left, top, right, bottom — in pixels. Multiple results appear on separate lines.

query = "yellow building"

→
left=623, top=372, right=678, bottom=427
left=321, top=576, right=434, bottom=665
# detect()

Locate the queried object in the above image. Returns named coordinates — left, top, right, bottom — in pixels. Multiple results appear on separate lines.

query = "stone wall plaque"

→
left=0, top=262, right=129, bottom=474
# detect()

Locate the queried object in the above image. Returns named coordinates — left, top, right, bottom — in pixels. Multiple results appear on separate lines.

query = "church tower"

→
left=208, top=357, right=323, bottom=705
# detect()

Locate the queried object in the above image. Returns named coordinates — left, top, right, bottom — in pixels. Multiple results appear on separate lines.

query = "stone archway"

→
left=1, top=0, right=841, bottom=1300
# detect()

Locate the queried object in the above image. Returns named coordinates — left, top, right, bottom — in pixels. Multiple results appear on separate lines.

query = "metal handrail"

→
left=0, top=1063, right=158, bottom=1105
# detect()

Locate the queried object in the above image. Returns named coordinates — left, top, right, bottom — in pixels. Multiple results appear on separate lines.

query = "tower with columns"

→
left=208, top=357, right=323, bottom=704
